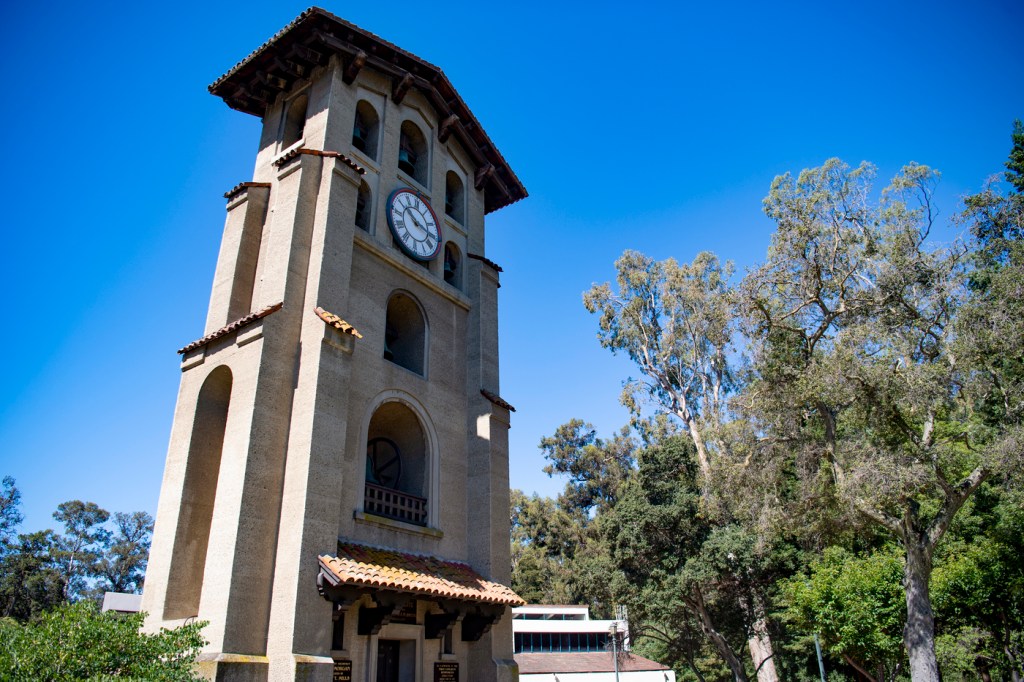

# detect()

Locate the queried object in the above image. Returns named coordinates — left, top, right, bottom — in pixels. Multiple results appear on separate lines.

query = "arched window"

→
left=398, top=120, right=428, bottom=186
left=445, top=171, right=465, bottom=224
left=364, top=401, right=428, bottom=525
left=355, top=181, right=372, bottom=232
left=384, top=292, right=426, bottom=376
left=443, top=242, right=461, bottom=289
left=351, top=100, right=380, bottom=160
left=282, top=93, right=309, bottom=148
left=164, top=366, right=231, bottom=619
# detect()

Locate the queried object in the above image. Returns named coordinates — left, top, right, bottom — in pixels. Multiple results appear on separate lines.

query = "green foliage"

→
left=781, top=546, right=906, bottom=679
left=0, top=476, right=22, bottom=548
left=1006, top=119, right=1024, bottom=193
left=0, top=530, right=65, bottom=621
left=92, top=511, right=154, bottom=596
left=0, top=600, right=206, bottom=681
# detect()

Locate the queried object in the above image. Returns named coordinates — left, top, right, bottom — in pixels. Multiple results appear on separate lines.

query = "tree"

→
left=52, top=500, right=110, bottom=600
left=0, top=476, right=22, bottom=549
left=93, top=511, right=154, bottom=595
left=0, top=530, right=65, bottom=621
left=739, top=158, right=1024, bottom=681
left=1005, top=119, right=1024, bottom=193
left=584, top=252, right=782, bottom=681
left=539, top=419, right=636, bottom=514
left=781, top=546, right=907, bottom=682
left=0, top=600, right=206, bottom=681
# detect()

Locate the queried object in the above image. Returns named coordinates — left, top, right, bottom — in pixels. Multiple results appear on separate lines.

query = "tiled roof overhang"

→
left=515, top=652, right=671, bottom=674
left=318, top=541, right=524, bottom=607
left=177, top=302, right=282, bottom=354
left=209, top=7, right=527, bottom=215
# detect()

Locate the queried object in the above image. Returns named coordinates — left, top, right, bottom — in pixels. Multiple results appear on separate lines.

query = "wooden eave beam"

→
left=392, top=72, right=413, bottom=104
left=256, top=70, right=288, bottom=91
left=313, top=28, right=348, bottom=53
left=288, top=43, right=325, bottom=66
left=273, top=56, right=305, bottom=79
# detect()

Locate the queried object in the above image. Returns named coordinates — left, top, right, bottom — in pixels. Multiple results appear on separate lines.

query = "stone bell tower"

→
left=140, top=9, right=527, bottom=682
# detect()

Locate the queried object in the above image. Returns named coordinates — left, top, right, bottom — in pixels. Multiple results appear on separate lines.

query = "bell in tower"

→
left=139, top=8, right=527, bottom=682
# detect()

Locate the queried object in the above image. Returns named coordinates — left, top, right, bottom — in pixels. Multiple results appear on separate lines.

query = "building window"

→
left=351, top=100, right=380, bottom=160
left=445, top=171, right=464, bottom=224
left=443, top=242, right=461, bottom=289
left=398, top=121, right=428, bottom=186
left=383, top=292, right=426, bottom=376
left=355, top=181, right=372, bottom=231
left=282, top=93, right=309, bottom=148
left=364, top=401, right=428, bottom=526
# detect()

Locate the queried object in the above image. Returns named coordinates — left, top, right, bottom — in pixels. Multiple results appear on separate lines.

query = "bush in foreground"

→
left=0, top=600, right=206, bottom=681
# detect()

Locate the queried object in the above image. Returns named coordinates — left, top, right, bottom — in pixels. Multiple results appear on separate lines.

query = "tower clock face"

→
left=386, top=188, right=442, bottom=261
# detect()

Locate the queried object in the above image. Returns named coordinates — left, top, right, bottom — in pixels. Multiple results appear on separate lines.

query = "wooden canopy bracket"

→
left=460, top=605, right=503, bottom=642
left=316, top=572, right=363, bottom=611
left=392, top=73, right=414, bottom=104
left=357, top=593, right=410, bottom=636
left=474, top=164, right=495, bottom=190
left=424, top=611, right=462, bottom=640
left=438, top=114, right=459, bottom=143
left=343, top=51, right=366, bottom=85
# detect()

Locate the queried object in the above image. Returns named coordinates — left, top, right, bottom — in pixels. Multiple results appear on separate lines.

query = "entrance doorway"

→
left=376, top=640, right=400, bottom=682
left=376, top=639, right=415, bottom=682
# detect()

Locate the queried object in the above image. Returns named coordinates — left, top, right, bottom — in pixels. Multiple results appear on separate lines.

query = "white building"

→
left=513, top=606, right=676, bottom=682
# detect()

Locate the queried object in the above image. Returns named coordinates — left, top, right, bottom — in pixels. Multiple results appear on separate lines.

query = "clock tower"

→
left=140, top=9, right=527, bottom=682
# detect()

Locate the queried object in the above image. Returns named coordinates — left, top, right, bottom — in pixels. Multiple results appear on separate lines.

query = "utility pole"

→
left=609, top=622, right=621, bottom=682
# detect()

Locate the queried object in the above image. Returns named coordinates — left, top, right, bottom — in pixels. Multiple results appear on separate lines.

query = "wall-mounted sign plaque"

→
left=434, top=661, right=458, bottom=682
left=333, top=659, right=352, bottom=682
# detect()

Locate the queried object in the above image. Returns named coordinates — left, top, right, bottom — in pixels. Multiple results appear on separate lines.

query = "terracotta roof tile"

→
left=273, top=147, right=365, bottom=174
left=319, top=541, right=524, bottom=606
left=224, top=181, right=272, bottom=200
left=314, top=307, right=362, bottom=338
left=515, top=652, right=671, bottom=674
left=481, top=389, right=515, bottom=412
left=178, top=302, right=283, bottom=354
left=467, top=252, right=503, bottom=272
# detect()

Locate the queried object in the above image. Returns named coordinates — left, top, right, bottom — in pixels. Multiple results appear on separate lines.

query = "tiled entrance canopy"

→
left=318, top=541, right=523, bottom=606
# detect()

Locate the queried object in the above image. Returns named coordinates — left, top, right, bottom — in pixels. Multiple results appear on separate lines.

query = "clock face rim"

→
left=386, top=188, right=443, bottom=262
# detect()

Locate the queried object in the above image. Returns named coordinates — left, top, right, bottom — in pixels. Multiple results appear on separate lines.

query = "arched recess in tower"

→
left=163, top=365, right=232, bottom=620
left=383, top=291, right=427, bottom=376
left=364, top=400, right=430, bottom=526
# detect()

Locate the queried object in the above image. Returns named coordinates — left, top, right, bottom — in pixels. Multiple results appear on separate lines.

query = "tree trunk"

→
left=903, top=541, right=941, bottom=682
left=747, top=594, right=778, bottom=682
left=691, top=587, right=749, bottom=682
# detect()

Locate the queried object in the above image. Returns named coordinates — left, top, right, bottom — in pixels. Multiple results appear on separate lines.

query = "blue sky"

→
left=1, top=0, right=1021, bottom=533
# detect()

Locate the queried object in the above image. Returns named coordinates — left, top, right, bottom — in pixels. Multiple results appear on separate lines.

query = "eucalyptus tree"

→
left=740, top=158, right=1023, bottom=682
left=585, top=251, right=781, bottom=680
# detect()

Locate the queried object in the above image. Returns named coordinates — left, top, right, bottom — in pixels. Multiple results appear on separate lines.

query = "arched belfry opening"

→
left=164, top=365, right=232, bottom=620
left=383, top=291, right=426, bottom=376
left=364, top=401, right=429, bottom=526
left=282, top=93, right=309, bottom=148
left=398, top=120, right=428, bottom=186
left=351, top=100, right=380, bottom=160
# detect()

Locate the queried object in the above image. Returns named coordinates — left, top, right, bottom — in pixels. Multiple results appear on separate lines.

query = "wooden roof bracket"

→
left=474, top=163, right=495, bottom=190
left=392, top=72, right=414, bottom=104
left=438, top=114, right=459, bottom=143
left=343, top=50, right=366, bottom=84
